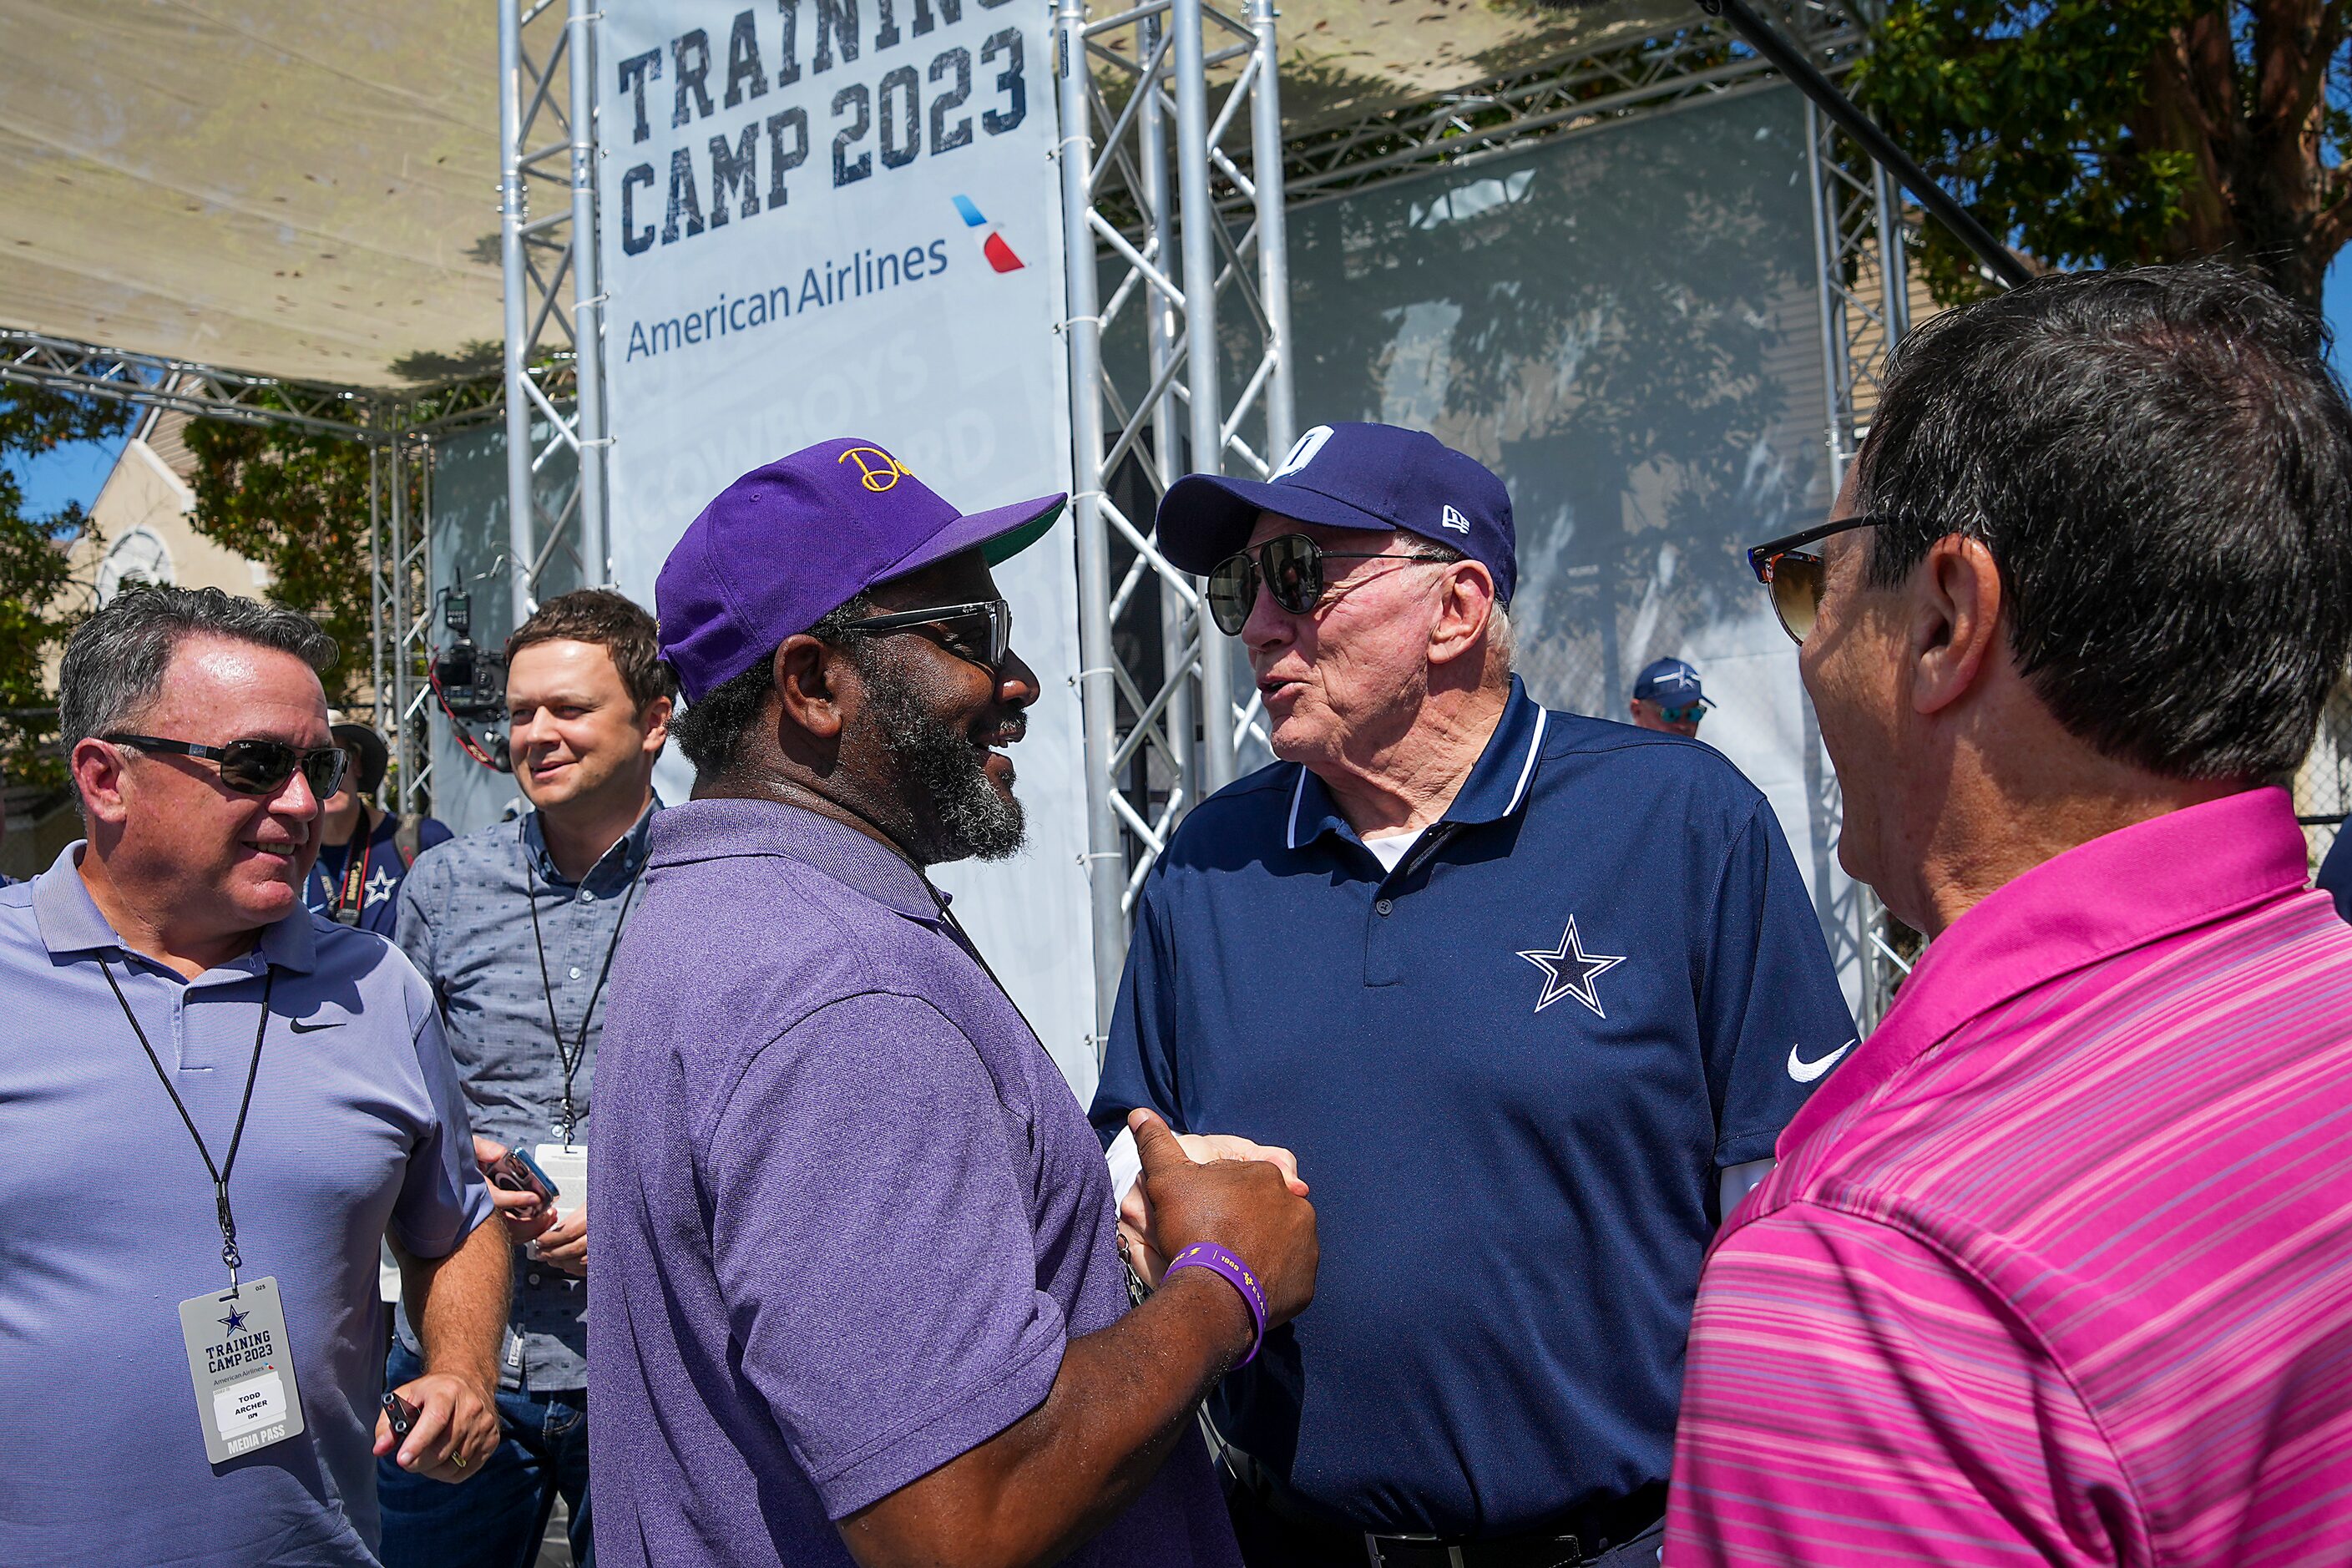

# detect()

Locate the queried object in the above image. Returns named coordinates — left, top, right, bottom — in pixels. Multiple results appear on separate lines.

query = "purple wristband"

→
left=1165, top=1242, right=1268, bottom=1367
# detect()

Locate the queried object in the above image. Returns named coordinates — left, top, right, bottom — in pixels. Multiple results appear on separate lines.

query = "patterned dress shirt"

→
left=392, top=798, right=659, bottom=1391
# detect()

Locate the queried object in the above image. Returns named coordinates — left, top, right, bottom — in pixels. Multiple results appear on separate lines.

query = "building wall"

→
left=62, top=411, right=271, bottom=609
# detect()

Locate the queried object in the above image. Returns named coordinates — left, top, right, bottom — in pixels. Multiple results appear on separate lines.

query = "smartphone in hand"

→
left=487, top=1147, right=559, bottom=1206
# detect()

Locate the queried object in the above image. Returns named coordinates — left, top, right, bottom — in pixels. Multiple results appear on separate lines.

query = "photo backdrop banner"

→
left=596, top=0, right=1099, bottom=1094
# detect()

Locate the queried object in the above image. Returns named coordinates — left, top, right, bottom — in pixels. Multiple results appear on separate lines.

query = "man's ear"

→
left=639, top=695, right=675, bottom=754
left=1908, top=534, right=2004, bottom=718
left=1428, top=560, right=1498, bottom=670
left=71, top=738, right=132, bottom=827
left=773, top=634, right=848, bottom=742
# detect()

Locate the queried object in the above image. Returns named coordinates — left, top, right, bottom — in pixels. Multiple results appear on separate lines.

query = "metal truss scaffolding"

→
left=1277, top=23, right=1783, bottom=206
left=498, top=0, right=611, bottom=628
left=1056, top=0, right=1297, bottom=1034
left=366, top=424, right=436, bottom=817
left=1798, top=3, right=1915, bottom=1027
left=0, top=331, right=378, bottom=441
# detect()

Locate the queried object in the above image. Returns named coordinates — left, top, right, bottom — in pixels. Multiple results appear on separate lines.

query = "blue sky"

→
left=10, top=254, right=2352, bottom=521
left=6, top=430, right=126, bottom=519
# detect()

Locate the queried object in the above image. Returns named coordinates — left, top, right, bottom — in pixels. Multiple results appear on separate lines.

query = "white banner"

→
left=597, top=0, right=1099, bottom=1097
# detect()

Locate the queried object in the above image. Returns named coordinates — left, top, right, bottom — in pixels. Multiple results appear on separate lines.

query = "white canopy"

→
left=0, top=0, right=1687, bottom=388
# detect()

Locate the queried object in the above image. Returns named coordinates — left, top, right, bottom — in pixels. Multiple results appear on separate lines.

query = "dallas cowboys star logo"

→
left=219, top=1303, right=250, bottom=1333
left=365, top=866, right=398, bottom=908
left=1516, top=914, right=1626, bottom=1018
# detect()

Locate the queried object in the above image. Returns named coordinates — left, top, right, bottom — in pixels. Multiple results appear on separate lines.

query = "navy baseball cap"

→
left=656, top=438, right=1065, bottom=704
left=1632, top=657, right=1713, bottom=707
left=1156, top=422, right=1516, bottom=605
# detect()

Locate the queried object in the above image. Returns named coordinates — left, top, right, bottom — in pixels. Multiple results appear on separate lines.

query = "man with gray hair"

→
left=1670, top=265, right=2352, bottom=1563
left=1094, top=422, right=1856, bottom=1568
left=0, top=585, right=508, bottom=1567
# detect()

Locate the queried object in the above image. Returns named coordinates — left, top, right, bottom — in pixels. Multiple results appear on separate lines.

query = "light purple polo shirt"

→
left=589, top=798, right=1242, bottom=1568
left=0, top=844, right=493, bottom=1566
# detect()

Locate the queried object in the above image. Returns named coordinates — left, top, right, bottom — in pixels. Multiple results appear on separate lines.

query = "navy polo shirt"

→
left=1091, top=676, right=1856, bottom=1539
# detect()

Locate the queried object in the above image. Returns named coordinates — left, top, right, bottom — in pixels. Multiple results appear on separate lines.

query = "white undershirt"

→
left=1361, top=825, right=1427, bottom=873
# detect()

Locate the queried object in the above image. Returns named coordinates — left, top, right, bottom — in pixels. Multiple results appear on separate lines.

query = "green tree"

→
left=183, top=418, right=385, bottom=709
left=1858, top=1, right=2352, bottom=306
left=0, top=387, right=132, bottom=787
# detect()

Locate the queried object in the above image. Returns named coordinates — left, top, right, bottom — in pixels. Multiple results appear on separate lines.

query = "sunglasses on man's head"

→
left=839, top=599, right=1013, bottom=676
left=104, top=734, right=350, bottom=798
left=1744, top=513, right=1889, bottom=644
left=1205, top=533, right=1452, bottom=636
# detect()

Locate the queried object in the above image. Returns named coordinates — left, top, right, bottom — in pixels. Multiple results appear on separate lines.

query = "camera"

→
left=432, top=592, right=506, bottom=719
left=432, top=591, right=512, bottom=771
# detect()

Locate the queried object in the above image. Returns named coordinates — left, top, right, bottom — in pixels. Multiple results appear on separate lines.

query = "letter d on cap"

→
left=1272, top=425, right=1334, bottom=480
left=838, top=446, right=911, bottom=493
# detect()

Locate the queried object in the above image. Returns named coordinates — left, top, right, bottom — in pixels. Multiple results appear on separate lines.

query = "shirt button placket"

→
left=1365, top=887, right=1407, bottom=985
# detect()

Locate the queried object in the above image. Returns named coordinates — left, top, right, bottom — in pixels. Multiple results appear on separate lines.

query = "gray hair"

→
left=60, top=586, right=338, bottom=812
left=1414, top=537, right=1514, bottom=674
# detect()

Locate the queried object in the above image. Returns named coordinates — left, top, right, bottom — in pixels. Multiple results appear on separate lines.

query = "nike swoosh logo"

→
left=1787, top=1038, right=1855, bottom=1083
left=288, top=1016, right=345, bottom=1034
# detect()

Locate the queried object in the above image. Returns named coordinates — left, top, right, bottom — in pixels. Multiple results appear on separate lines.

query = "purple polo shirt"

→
left=589, top=798, right=1242, bottom=1568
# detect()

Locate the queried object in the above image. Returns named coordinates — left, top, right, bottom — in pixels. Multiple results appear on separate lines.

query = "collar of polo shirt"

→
left=1282, top=675, right=1550, bottom=853
left=35, top=843, right=319, bottom=975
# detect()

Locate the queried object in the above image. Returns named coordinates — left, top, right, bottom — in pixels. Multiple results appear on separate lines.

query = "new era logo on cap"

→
left=1440, top=505, right=1471, bottom=534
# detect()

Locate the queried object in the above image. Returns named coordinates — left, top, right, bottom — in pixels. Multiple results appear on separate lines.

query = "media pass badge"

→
left=178, top=1276, right=305, bottom=1464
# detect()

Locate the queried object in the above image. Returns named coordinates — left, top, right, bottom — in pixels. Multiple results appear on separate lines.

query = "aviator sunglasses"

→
left=1744, top=513, right=1888, bottom=644
left=104, top=733, right=351, bottom=798
left=1206, top=533, right=1454, bottom=635
left=840, top=598, right=1014, bottom=676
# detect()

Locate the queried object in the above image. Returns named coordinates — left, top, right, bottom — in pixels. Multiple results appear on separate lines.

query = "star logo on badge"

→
left=220, top=1303, right=250, bottom=1333
left=1517, top=914, right=1626, bottom=1018
left=365, top=866, right=398, bottom=908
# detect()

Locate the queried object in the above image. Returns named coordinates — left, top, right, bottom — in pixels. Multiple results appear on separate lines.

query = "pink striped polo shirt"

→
left=1664, top=787, right=2352, bottom=1567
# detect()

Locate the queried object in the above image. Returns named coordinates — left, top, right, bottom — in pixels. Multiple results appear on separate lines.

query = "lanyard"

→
left=525, top=852, right=640, bottom=1146
left=101, top=959, right=275, bottom=1292
left=331, top=832, right=372, bottom=924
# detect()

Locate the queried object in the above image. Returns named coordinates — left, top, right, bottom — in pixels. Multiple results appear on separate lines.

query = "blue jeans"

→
left=377, top=1341, right=594, bottom=1568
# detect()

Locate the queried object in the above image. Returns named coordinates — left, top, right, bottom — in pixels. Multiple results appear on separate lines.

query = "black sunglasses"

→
left=839, top=599, right=1014, bottom=675
left=1206, top=533, right=1452, bottom=635
left=1744, top=513, right=1889, bottom=644
left=104, top=733, right=350, bottom=798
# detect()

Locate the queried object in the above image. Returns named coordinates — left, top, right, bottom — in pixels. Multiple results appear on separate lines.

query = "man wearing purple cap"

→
left=589, top=437, right=1320, bottom=1568
left=1091, top=422, right=1856, bottom=1568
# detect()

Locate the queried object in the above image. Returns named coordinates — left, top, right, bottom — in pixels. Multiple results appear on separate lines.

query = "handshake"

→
left=1116, top=1109, right=1320, bottom=1334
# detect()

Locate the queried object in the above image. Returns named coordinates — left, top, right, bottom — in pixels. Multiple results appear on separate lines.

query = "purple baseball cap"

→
left=656, top=438, right=1065, bottom=703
